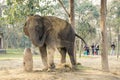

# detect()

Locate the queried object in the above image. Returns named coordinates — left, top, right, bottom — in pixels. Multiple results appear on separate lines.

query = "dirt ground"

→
left=0, top=55, right=120, bottom=80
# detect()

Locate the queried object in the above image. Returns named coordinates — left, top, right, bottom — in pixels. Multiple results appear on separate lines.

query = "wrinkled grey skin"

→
left=23, top=15, right=86, bottom=71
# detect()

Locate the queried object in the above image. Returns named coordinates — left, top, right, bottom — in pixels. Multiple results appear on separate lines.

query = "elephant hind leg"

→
left=58, top=47, right=66, bottom=64
left=67, top=47, right=76, bottom=69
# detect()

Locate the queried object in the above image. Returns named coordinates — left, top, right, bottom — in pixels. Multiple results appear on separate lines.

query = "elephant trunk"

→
left=29, top=31, right=47, bottom=47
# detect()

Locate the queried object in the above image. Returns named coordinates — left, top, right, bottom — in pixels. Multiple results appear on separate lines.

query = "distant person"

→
left=84, top=45, right=90, bottom=55
left=84, top=45, right=87, bottom=55
left=95, top=44, right=99, bottom=55
left=110, top=42, right=116, bottom=55
left=91, top=43, right=95, bottom=55
left=86, top=46, right=90, bottom=55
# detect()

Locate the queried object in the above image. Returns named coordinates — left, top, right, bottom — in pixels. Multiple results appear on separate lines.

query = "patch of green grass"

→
left=6, top=49, right=24, bottom=54
left=0, top=49, right=24, bottom=60
left=0, top=49, right=42, bottom=60
left=1, top=49, right=84, bottom=60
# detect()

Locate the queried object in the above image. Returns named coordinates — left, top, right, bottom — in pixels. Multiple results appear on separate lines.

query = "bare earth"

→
left=0, top=55, right=120, bottom=80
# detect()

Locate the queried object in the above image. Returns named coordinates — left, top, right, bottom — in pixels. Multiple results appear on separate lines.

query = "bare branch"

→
left=58, top=0, right=70, bottom=17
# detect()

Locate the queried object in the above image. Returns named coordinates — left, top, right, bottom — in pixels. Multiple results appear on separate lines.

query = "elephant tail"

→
left=75, top=34, right=87, bottom=45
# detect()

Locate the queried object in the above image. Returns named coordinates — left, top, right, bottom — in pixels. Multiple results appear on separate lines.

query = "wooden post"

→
left=23, top=48, right=33, bottom=72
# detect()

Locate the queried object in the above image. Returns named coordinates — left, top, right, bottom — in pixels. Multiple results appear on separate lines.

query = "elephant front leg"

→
left=58, top=48, right=66, bottom=64
left=39, top=46, right=48, bottom=71
left=47, top=46, right=56, bottom=71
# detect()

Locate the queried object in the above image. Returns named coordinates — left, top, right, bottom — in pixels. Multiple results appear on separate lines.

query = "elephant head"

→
left=23, top=15, right=51, bottom=47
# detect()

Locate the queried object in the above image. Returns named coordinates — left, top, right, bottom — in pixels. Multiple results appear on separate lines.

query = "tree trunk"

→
left=108, top=25, right=112, bottom=46
left=117, top=33, right=120, bottom=59
left=100, top=0, right=109, bottom=72
left=69, top=0, right=76, bottom=63
left=69, top=0, right=75, bottom=28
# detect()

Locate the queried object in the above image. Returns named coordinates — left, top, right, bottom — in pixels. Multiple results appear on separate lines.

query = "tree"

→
left=69, top=0, right=77, bottom=63
left=100, top=0, right=109, bottom=72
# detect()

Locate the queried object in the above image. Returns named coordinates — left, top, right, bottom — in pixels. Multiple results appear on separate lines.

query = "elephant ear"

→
left=23, top=22, right=29, bottom=37
left=23, top=15, right=33, bottom=37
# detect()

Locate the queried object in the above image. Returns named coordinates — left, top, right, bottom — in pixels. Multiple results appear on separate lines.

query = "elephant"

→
left=23, top=14, right=86, bottom=71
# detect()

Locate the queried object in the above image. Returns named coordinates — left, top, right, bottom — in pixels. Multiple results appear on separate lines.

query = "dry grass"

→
left=0, top=55, right=120, bottom=80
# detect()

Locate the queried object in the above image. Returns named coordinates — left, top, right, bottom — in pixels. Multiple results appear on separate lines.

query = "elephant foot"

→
left=57, top=63, right=71, bottom=69
left=56, top=63, right=71, bottom=72
left=71, top=65, right=79, bottom=71
left=39, top=66, right=48, bottom=72
left=71, top=63, right=82, bottom=71
left=49, top=63, right=55, bottom=69
left=47, top=68, right=55, bottom=72
left=47, top=63, right=55, bottom=72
